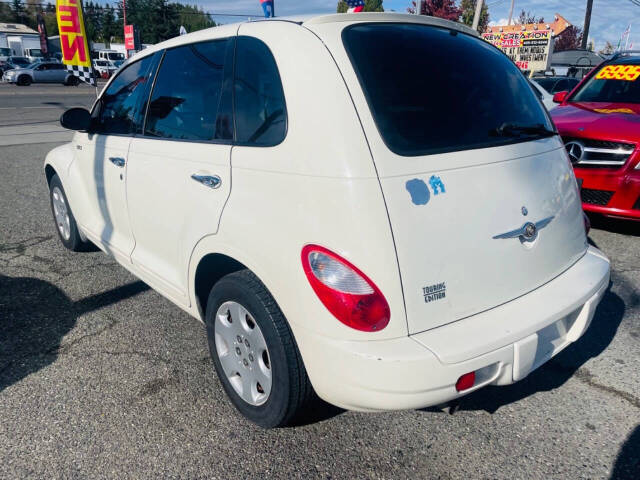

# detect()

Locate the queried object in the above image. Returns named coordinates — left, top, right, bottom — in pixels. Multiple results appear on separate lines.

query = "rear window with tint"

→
left=342, top=23, right=552, bottom=156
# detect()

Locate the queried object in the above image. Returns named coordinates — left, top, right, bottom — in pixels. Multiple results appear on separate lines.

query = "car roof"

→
left=127, top=12, right=477, bottom=65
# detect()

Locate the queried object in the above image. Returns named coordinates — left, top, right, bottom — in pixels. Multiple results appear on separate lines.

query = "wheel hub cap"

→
left=214, top=301, right=272, bottom=406
left=52, top=186, right=71, bottom=241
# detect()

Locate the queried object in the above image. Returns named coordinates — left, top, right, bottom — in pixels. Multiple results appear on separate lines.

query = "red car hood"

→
left=551, top=102, right=640, bottom=142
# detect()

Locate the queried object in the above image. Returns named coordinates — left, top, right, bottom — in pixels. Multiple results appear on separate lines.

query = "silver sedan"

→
left=2, top=62, right=79, bottom=86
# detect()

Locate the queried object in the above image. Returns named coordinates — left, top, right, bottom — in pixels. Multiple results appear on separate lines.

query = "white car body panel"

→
left=44, top=13, right=610, bottom=412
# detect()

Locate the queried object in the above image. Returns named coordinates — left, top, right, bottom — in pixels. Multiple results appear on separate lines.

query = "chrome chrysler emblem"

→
left=565, top=141, right=584, bottom=164
left=523, top=222, right=537, bottom=239
left=493, top=216, right=555, bottom=241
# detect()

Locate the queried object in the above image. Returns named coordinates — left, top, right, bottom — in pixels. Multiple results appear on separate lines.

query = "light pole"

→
left=507, top=0, right=515, bottom=25
left=472, top=0, right=484, bottom=31
left=581, top=0, right=593, bottom=49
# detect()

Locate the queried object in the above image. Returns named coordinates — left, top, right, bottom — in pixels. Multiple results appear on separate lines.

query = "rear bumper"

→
left=576, top=168, right=640, bottom=221
left=297, top=246, right=610, bottom=411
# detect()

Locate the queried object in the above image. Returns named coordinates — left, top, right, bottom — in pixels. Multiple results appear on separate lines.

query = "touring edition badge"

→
left=423, top=282, right=446, bottom=303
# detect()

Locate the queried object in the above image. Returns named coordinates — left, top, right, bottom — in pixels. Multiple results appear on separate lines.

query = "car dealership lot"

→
left=1, top=84, right=639, bottom=479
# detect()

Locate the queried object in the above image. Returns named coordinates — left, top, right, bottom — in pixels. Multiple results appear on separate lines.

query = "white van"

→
left=45, top=13, right=610, bottom=428
left=97, top=49, right=125, bottom=66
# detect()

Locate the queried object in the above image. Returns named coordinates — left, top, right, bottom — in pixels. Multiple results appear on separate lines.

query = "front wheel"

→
left=17, top=75, right=31, bottom=86
left=205, top=270, right=313, bottom=428
left=49, top=174, right=93, bottom=252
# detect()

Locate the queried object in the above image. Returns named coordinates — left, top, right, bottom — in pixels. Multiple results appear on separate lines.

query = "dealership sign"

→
left=124, top=25, right=135, bottom=51
left=482, top=29, right=553, bottom=72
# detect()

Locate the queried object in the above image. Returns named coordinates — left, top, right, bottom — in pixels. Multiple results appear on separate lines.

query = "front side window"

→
left=144, top=39, right=233, bottom=141
left=343, top=23, right=553, bottom=156
left=234, top=36, right=286, bottom=146
left=91, top=54, right=156, bottom=135
left=571, top=62, right=640, bottom=104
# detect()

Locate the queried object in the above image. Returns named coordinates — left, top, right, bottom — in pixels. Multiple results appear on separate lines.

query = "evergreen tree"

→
left=101, top=6, right=119, bottom=44
left=10, top=0, right=26, bottom=24
left=0, top=3, right=13, bottom=22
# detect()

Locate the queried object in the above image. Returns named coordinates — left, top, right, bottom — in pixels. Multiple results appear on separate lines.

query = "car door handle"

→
left=191, top=174, right=221, bottom=189
left=109, top=157, right=125, bottom=168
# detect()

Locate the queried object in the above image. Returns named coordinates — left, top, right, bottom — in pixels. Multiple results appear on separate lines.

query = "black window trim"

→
left=341, top=22, right=556, bottom=158
left=139, top=37, right=237, bottom=146
left=88, top=53, right=162, bottom=138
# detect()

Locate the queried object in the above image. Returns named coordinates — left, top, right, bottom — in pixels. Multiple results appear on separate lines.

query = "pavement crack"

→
left=0, top=236, right=52, bottom=255
left=572, top=367, right=640, bottom=410
left=68, top=350, right=171, bottom=365
left=49, top=315, right=120, bottom=356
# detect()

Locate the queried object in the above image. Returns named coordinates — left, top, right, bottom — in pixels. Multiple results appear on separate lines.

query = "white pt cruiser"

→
left=45, top=13, right=611, bottom=427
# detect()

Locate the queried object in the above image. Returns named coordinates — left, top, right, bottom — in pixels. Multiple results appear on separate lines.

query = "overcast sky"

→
left=180, top=1, right=640, bottom=51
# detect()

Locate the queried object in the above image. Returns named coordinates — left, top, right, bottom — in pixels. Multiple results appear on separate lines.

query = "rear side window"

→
left=144, top=39, right=234, bottom=142
left=234, top=36, right=286, bottom=146
left=343, top=23, right=553, bottom=156
left=92, top=55, right=157, bottom=135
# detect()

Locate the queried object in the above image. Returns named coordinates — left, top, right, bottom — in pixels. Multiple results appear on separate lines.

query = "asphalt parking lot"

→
left=0, top=83, right=639, bottom=479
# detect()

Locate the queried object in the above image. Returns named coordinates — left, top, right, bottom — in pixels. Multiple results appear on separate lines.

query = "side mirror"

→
left=553, top=91, right=568, bottom=104
left=60, top=107, right=91, bottom=131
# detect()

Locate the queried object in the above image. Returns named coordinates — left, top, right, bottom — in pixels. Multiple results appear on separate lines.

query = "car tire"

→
left=205, top=269, right=313, bottom=428
left=49, top=174, right=93, bottom=252
left=17, top=75, right=31, bottom=86
left=65, top=76, right=79, bottom=86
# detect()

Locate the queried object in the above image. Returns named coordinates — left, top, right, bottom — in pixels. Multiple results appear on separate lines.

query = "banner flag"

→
left=56, top=0, right=96, bottom=86
left=260, top=0, right=274, bottom=18
left=36, top=13, right=49, bottom=56
left=346, top=0, right=364, bottom=12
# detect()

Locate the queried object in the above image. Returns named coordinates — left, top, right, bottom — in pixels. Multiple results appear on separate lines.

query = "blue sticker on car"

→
left=406, top=179, right=431, bottom=205
left=429, top=175, right=446, bottom=195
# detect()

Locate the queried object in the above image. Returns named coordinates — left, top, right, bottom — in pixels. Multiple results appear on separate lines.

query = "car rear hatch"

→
left=333, top=19, right=588, bottom=334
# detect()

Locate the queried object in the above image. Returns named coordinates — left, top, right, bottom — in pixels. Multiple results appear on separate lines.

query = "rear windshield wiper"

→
left=490, top=123, right=557, bottom=138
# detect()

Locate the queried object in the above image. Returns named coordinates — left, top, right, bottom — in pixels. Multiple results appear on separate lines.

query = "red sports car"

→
left=551, top=52, right=640, bottom=221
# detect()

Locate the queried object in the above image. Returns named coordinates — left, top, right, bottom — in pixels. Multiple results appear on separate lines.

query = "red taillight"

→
left=301, top=245, right=390, bottom=332
left=455, top=371, right=476, bottom=392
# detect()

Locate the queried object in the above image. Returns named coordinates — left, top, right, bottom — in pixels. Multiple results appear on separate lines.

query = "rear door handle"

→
left=191, top=174, right=221, bottom=189
left=109, top=157, right=125, bottom=168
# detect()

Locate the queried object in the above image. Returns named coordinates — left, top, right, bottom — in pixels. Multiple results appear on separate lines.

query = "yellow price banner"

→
left=595, top=65, right=640, bottom=82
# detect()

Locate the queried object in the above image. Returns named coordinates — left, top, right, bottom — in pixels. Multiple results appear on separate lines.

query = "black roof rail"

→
left=609, top=50, right=640, bottom=61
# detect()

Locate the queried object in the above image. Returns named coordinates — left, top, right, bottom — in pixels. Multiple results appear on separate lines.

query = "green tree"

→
left=337, top=0, right=383, bottom=13
left=101, top=6, right=119, bottom=44
left=0, top=3, right=13, bottom=22
left=176, top=4, right=215, bottom=34
left=460, top=0, right=488, bottom=33
left=10, top=0, right=26, bottom=24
